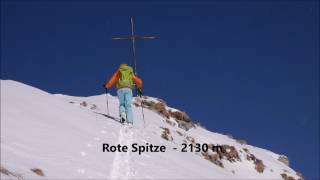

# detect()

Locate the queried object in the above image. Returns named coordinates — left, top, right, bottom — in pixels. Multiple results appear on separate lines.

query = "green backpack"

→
left=117, top=65, right=134, bottom=88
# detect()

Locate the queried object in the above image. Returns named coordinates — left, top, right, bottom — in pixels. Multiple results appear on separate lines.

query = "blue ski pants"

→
left=117, top=88, right=133, bottom=123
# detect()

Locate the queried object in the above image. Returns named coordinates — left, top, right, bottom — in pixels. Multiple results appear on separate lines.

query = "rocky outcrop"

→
left=137, top=98, right=194, bottom=131
left=243, top=149, right=265, bottom=173
left=248, top=154, right=265, bottom=173
left=160, top=127, right=173, bottom=141
left=278, top=155, right=290, bottom=166
left=219, top=145, right=241, bottom=162
left=202, top=144, right=241, bottom=168
left=281, top=173, right=296, bottom=180
left=169, top=110, right=191, bottom=123
left=202, top=152, right=224, bottom=168
left=31, top=168, right=45, bottom=177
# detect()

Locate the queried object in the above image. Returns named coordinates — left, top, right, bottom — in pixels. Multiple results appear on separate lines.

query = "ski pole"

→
left=105, top=89, right=110, bottom=116
left=139, top=95, right=145, bottom=128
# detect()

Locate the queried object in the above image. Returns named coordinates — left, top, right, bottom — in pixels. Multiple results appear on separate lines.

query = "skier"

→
left=104, top=64, right=143, bottom=125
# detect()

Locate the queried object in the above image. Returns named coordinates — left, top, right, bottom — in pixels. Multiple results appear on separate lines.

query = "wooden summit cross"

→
left=112, top=16, right=156, bottom=75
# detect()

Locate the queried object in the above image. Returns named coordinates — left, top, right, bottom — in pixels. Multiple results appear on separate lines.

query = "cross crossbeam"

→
left=112, top=17, right=156, bottom=75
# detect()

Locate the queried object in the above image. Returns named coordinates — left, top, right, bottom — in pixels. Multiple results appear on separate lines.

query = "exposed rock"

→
left=278, top=155, right=290, bottom=166
left=169, top=110, right=191, bottom=123
left=139, top=98, right=195, bottom=131
left=255, top=159, right=265, bottom=173
left=141, top=100, right=170, bottom=119
left=31, top=168, right=45, bottom=177
left=80, top=101, right=87, bottom=107
left=208, top=144, right=224, bottom=153
left=177, top=120, right=193, bottom=131
left=219, top=145, right=241, bottom=162
left=0, top=166, right=10, bottom=176
left=203, top=144, right=240, bottom=166
left=156, top=98, right=166, bottom=104
left=202, top=152, right=224, bottom=168
left=186, top=136, right=195, bottom=144
left=141, top=99, right=155, bottom=108
left=160, top=127, right=173, bottom=141
left=281, top=173, right=296, bottom=180
left=243, top=148, right=249, bottom=153
left=153, top=102, right=170, bottom=118
left=192, top=123, right=197, bottom=128
left=243, top=148, right=265, bottom=173
left=247, top=153, right=265, bottom=173
left=236, top=139, right=247, bottom=145
left=0, top=166, right=22, bottom=179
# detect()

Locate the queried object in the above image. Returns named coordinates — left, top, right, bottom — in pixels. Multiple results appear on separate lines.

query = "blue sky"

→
left=1, top=0, right=319, bottom=179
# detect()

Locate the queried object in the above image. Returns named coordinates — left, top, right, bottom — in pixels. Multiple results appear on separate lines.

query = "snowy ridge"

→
left=1, top=80, right=303, bottom=179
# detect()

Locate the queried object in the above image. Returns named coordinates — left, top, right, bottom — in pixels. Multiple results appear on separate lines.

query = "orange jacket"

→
left=104, top=70, right=142, bottom=89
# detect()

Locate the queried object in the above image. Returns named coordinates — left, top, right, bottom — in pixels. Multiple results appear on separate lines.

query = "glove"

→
left=137, top=88, right=143, bottom=97
left=103, top=84, right=108, bottom=91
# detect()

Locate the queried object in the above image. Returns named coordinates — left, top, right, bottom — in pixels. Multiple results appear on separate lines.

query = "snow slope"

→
left=1, top=80, right=302, bottom=179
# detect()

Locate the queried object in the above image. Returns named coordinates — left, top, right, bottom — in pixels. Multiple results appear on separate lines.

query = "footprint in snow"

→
left=87, top=143, right=92, bottom=147
left=100, top=130, right=106, bottom=134
left=80, top=152, right=87, bottom=157
left=94, top=137, right=100, bottom=141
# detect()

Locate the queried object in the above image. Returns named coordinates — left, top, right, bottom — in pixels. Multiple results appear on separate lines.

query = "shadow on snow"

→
left=94, top=112, right=123, bottom=124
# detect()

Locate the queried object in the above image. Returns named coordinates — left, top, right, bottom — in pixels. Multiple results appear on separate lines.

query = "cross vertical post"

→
left=130, top=17, right=137, bottom=74
left=112, top=16, right=156, bottom=76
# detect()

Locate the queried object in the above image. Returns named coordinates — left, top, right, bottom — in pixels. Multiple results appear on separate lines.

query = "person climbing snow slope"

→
left=104, top=64, right=143, bottom=125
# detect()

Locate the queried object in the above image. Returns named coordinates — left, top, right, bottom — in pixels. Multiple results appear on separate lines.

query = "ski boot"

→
left=120, top=112, right=126, bottom=124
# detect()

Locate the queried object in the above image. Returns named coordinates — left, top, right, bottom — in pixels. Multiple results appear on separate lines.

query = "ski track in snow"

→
left=109, top=126, right=136, bottom=179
